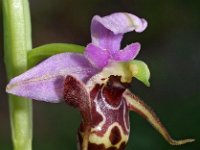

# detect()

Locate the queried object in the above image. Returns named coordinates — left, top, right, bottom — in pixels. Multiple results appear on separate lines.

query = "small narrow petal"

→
left=91, top=12, right=147, bottom=52
left=113, top=42, right=141, bottom=61
left=6, top=53, right=97, bottom=103
left=84, top=43, right=110, bottom=68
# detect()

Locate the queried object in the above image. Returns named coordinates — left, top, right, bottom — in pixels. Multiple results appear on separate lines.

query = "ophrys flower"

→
left=6, top=12, right=194, bottom=150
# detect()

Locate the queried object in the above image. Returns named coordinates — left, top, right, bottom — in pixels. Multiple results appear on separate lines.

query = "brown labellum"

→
left=64, top=75, right=194, bottom=150
left=77, top=76, right=130, bottom=150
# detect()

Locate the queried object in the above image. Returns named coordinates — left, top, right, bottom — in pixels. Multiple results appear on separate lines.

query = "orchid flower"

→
left=6, top=12, right=194, bottom=150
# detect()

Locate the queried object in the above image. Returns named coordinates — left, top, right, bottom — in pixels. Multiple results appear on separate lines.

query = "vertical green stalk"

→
left=3, top=0, right=32, bottom=150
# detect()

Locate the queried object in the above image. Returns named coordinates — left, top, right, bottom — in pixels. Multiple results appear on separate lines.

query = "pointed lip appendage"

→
left=123, top=90, right=195, bottom=146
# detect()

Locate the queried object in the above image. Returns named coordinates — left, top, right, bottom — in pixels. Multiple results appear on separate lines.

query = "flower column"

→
left=3, top=0, right=32, bottom=150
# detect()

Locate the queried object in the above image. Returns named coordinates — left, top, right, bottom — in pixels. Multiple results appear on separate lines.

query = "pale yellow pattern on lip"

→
left=89, top=122, right=129, bottom=149
left=91, top=96, right=106, bottom=132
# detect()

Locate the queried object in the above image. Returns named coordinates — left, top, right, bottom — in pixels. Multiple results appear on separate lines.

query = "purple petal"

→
left=91, top=12, right=147, bottom=53
left=113, top=42, right=141, bottom=61
left=84, top=43, right=110, bottom=68
left=6, top=53, right=97, bottom=103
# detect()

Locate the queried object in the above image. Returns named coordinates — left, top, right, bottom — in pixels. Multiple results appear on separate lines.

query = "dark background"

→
left=0, top=0, right=199, bottom=149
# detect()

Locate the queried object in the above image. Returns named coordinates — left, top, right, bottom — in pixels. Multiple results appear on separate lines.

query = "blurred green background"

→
left=0, top=0, right=199, bottom=149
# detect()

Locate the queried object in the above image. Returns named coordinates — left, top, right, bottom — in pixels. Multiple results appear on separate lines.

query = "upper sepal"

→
left=91, top=12, right=147, bottom=52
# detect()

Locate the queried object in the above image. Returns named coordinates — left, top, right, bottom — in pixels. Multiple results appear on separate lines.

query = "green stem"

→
left=3, top=0, right=32, bottom=150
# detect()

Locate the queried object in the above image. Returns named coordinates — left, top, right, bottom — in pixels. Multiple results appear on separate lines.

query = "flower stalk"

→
left=3, top=0, right=32, bottom=150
